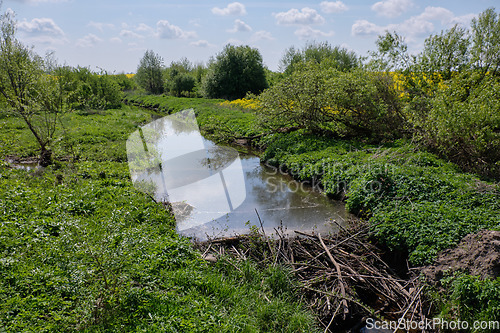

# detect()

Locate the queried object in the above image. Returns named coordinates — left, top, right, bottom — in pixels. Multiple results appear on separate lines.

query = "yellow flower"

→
left=219, top=98, right=261, bottom=110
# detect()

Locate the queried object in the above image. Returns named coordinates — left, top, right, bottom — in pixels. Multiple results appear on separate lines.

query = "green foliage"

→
left=258, top=63, right=405, bottom=139
left=0, top=102, right=319, bottom=332
left=280, top=41, right=358, bottom=75
left=261, top=132, right=499, bottom=265
left=470, top=8, right=500, bottom=73
left=202, top=44, right=268, bottom=100
left=63, top=67, right=123, bottom=110
left=418, top=25, right=470, bottom=80
left=135, top=50, right=165, bottom=94
left=0, top=8, right=67, bottom=166
left=122, top=94, right=260, bottom=143
left=111, top=74, right=138, bottom=92
left=165, top=58, right=199, bottom=97
left=421, top=73, right=500, bottom=179
left=434, top=273, right=500, bottom=331
left=169, top=73, right=196, bottom=97
left=371, top=8, right=500, bottom=179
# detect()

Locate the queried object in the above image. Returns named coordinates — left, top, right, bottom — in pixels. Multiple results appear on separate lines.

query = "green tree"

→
left=202, top=44, right=268, bottom=100
left=135, top=50, right=164, bottom=94
left=0, top=9, right=67, bottom=166
left=165, top=58, right=197, bottom=97
left=111, top=73, right=138, bottom=92
left=470, top=7, right=500, bottom=74
left=64, top=67, right=122, bottom=110
left=280, top=41, right=358, bottom=75
left=370, top=8, right=500, bottom=179
left=258, top=63, right=404, bottom=138
left=169, top=74, right=196, bottom=97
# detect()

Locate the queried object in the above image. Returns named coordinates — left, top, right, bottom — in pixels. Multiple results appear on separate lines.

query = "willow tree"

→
left=0, top=9, right=66, bottom=166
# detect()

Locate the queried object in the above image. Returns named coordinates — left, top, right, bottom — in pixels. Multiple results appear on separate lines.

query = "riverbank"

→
left=2, top=96, right=499, bottom=331
left=0, top=105, right=320, bottom=332
left=124, top=94, right=500, bottom=329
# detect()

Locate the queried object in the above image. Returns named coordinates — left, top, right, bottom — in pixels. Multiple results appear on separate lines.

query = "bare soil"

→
left=423, top=230, right=500, bottom=282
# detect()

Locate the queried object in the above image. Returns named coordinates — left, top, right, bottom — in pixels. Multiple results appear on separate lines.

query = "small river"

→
left=127, top=109, right=351, bottom=240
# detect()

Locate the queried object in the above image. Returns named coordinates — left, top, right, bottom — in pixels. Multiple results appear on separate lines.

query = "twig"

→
left=392, top=285, right=424, bottom=333
left=318, top=233, right=349, bottom=316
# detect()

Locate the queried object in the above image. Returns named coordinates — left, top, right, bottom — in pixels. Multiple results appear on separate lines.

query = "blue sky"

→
left=3, top=0, right=498, bottom=73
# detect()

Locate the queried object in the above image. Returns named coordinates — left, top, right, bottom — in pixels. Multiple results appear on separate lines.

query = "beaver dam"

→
left=197, top=220, right=431, bottom=332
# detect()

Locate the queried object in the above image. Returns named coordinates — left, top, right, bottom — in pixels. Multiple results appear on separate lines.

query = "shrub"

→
left=257, top=64, right=406, bottom=139
left=202, top=44, right=268, bottom=100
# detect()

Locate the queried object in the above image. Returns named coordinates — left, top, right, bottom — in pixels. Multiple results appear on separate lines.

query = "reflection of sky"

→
left=127, top=110, right=350, bottom=241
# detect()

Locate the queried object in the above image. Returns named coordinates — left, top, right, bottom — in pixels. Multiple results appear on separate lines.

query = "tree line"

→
left=1, top=5, right=499, bottom=179
left=135, top=44, right=269, bottom=100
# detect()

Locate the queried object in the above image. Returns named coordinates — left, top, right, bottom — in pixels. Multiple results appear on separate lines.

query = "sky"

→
left=2, top=0, right=498, bottom=73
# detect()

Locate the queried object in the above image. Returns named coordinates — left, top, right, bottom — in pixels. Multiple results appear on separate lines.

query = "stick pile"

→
left=197, top=219, right=428, bottom=332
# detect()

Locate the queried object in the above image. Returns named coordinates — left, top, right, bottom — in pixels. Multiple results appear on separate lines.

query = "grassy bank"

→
left=124, top=95, right=500, bottom=327
left=0, top=104, right=319, bottom=332
left=2, top=94, right=499, bottom=330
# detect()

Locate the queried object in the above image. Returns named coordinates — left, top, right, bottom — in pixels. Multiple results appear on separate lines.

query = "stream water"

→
left=127, top=110, right=351, bottom=240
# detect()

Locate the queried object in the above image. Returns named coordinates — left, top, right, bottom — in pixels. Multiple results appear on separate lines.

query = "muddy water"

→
left=127, top=110, right=351, bottom=241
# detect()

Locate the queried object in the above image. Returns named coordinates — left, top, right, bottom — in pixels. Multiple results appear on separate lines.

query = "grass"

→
left=3, top=94, right=499, bottom=330
left=121, top=95, right=500, bottom=266
left=261, top=130, right=499, bottom=265
left=0, top=101, right=320, bottom=332
left=123, top=94, right=260, bottom=143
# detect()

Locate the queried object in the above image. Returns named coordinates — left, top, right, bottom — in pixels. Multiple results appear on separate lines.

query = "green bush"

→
left=111, top=74, right=138, bottom=92
left=202, top=44, right=268, bottom=100
left=435, top=273, right=500, bottom=332
left=63, top=67, right=123, bottom=110
left=260, top=132, right=499, bottom=265
left=257, top=64, right=405, bottom=139
left=416, top=73, right=500, bottom=179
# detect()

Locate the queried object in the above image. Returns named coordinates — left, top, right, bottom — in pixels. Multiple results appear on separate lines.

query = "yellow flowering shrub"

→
left=219, top=98, right=260, bottom=110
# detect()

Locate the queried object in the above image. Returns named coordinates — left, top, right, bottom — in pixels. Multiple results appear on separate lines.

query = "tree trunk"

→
left=39, top=147, right=52, bottom=167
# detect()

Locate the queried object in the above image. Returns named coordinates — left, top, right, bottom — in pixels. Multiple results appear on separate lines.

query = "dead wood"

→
left=195, top=220, right=428, bottom=332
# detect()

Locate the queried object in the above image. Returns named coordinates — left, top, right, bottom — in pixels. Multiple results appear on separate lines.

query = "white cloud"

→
left=295, top=26, right=334, bottom=40
left=417, top=6, right=454, bottom=25
left=402, top=16, right=434, bottom=36
left=76, top=33, right=103, bottom=48
left=120, top=30, right=144, bottom=39
left=450, top=13, right=476, bottom=27
left=212, top=2, right=246, bottom=16
left=136, top=23, right=155, bottom=34
left=351, top=20, right=384, bottom=36
left=352, top=6, right=467, bottom=38
left=110, top=37, right=122, bottom=44
left=156, top=20, right=197, bottom=39
left=228, top=19, right=252, bottom=33
left=320, top=1, right=348, bottom=14
left=189, top=19, right=202, bottom=28
left=371, top=0, right=413, bottom=18
left=88, top=21, right=115, bottom=32
left=16, top=17, right=67, bottom=45
left=190, top=40, right=215, bottom=48
left=275, top=7, right=325, bottom=25
left=251, top=30, right=275, bottom=41
left=226, top=38, right=243, bottom=45
left=17, top=17, right=64, bottom=36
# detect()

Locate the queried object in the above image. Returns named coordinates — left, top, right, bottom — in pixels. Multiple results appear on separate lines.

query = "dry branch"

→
left=196, top=220, right=427, bottom=332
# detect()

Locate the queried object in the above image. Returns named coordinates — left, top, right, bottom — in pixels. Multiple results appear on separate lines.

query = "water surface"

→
left=127, top=110, right=351, bottom=240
